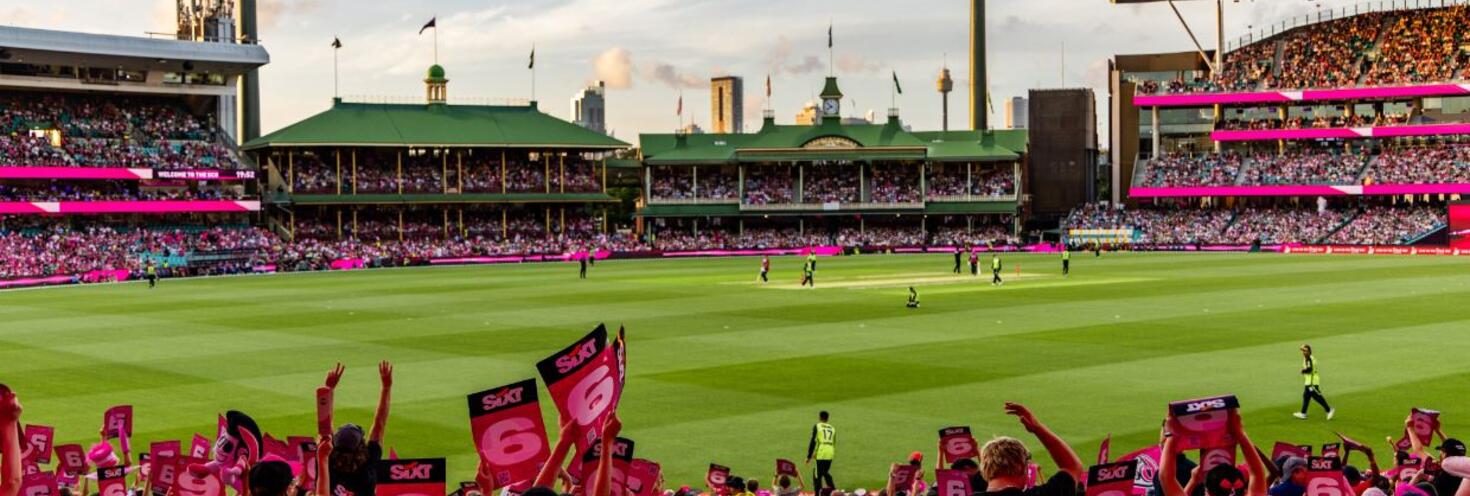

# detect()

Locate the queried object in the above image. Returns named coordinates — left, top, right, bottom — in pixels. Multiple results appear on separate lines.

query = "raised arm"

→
left=591, top=416, right=622, bottom=496
left=320, top=363, right=344, bottom=435
left=0, top=387, right=22, bottom=496
left=1231, top=414, right=1268, bottom=496
left=314, top=436, right=333, bottom=496
left=534, top=416, right=577, bottom=489
left=1159, top=434, right=1187, bottom=496
left=1005, top=403, right=1083, bottom=482
left=370, top=361, right=393, bottom=444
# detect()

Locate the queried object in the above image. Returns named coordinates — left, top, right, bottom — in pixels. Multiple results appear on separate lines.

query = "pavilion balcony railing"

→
left=740, top=202, right=925, bottom=212
left=646, top=197, right=740, bottom=205
left=927, top=194, right=1018, bottom=203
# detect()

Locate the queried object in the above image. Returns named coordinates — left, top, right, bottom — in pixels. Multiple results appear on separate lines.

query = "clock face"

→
left=822, top=99, right=839, bottom=115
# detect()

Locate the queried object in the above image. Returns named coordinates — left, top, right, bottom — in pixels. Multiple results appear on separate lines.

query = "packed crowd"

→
left=0, top=181, right=246, bottom=202
left=0, top=224, right=277, bottom=279
left=1328, top=206, right=1447, bottom=245
left=803, top=166, right=860, bottom=204
left=1143, top=154, right=1244, bottom=187
left=1144, top=145, right=1470, bottom=188
left=1138, top=6, right=1470, bottom=94
left=1366, top=145, right=1470, bottom=185
left=744, top=168, right=796, bottom=205
left=0, top=92, right=240, bottom=170
left=868, top=166, right=921, bottom=203
left=1241, top=151, right=1368, bottom=186
left=1218, top=113, right=1410, bottom=131
left=926, top=166, right=1017, bottom=198
left=1065, top=203, right=1447, bottom=246
left=1221, top=208, right=1351, bottom=245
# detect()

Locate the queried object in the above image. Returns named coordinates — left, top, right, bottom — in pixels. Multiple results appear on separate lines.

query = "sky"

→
left=0, top=0, right=1375, bottom=143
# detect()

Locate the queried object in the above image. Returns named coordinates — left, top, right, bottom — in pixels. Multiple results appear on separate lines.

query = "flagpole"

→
left=333, top=45, right=339, bottom=98
left=433, top=14, right=438, bottom=65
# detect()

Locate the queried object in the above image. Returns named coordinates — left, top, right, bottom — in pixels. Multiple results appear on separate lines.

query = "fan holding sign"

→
left=1159, top=409, right=1266, bottom=496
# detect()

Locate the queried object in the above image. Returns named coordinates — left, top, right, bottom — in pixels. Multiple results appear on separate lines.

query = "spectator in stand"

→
left=976, top=403, right=1082, bottom=496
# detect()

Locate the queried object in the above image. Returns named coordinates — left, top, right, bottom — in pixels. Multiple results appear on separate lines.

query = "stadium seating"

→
left=1138, top=6, right=1470, bottom=94
left=1143, top=144, right=1470, bottom=188
left=1065, top=203, right=1446, bottom=246
left=0, top=91, right=240, bottom=169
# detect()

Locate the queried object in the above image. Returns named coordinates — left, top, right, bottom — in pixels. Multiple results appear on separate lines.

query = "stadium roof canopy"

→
left=243, top=99, right=630, bottom=150
left=640, top=117, right=1027, bottom=165
left=0, top=25, right=269, bottom=75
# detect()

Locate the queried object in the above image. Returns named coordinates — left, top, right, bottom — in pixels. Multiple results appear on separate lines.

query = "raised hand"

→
left=1004, top=402, right=1041, bottom=432
left=325, top=363, right=345, bottom=390
left=0, top=388, right=22, bottom=424
left=475, top=459, right=497, bottom=493
left=602, top=414, right=622, bottom=439
left=379, top=361, right=393, bottom=388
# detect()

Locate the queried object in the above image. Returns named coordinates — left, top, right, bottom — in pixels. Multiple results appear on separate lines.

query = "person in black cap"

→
left=249, top=458, right=297, bottom=496
left=1433, top=438, right=1466, bottom=496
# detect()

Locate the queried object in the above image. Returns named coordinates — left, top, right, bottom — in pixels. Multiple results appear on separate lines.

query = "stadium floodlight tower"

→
left=1106, top=0, right=1226, bottom=76
left=1108, top=0, right=1229, bottom=152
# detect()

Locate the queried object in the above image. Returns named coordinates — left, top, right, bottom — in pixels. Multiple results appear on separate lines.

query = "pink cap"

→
left=88, top=442, right=118, bottom=467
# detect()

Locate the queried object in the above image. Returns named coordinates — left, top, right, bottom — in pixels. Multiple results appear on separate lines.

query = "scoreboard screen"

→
left=1452, top=204, right=1470, bottom=249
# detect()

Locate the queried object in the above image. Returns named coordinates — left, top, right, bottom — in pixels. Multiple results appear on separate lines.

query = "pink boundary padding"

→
left=0, top=200, right=260, bottom=214
left=1130, top=184, right=1470, bottom=198
left=0, top=167, right=153, bottom=180
left=1133, top=83, right=1470, bottom=107
left=660, top=246, right=844, bottom=257
left=1211, top=123, right=1470, bottom=142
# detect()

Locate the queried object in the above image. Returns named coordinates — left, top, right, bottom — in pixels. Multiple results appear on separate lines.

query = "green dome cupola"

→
left=424, top=64, right=448, bottom=104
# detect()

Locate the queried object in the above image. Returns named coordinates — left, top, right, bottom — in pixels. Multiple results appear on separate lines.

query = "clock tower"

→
left=819, top=76, right=843, bottom=122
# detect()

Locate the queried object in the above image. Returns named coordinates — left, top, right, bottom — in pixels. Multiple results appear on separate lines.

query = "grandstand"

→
left=0, top=22, right=269, bottom=284
left=239, top=64, right=635, bottom=271
left=1092, top=1, right=1470, bottom=249
left=637, top=76, right=1027, bottom=252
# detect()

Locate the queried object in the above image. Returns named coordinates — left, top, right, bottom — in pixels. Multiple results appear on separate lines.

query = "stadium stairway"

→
left=1404, top=223, right=1447, bottom=245
left=1357, top=15, right=1397, bottom=86
left=1316, top=208, right=1363, bottom=244
left=1354, top=155, right=1379, bottom=184
left=1271, top=40, right=1286, bottom=79
left=1234, top=157, right=1256, bottom=186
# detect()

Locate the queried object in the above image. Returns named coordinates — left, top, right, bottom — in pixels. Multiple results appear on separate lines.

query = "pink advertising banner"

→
left=1134, top=83, right=1470, bottom=108
left=0, top=167, right=153, bottom=180
left=1131, top=184, right=1470, bottom=198
left=0, top=200, right=260, bottom=215
left=1211, top=123, right=1470, bottom=142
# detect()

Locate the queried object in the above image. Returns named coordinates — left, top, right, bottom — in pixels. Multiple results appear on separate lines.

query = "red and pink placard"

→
left=935, top=469, right=972, bottom=496
left=939, top=426, right=980, bottom=464
left=1166, top=395, right=1239, bottom=450
left=374, top=458, right=446, bottom=496
left=467, top=379, right=549, bottom=490
left=1087, top=461, right=1139, bottom=496
left=535, top=324, right=621, bottom=452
